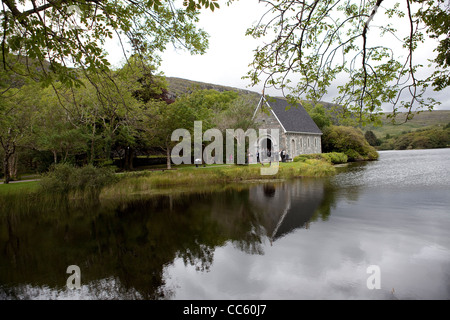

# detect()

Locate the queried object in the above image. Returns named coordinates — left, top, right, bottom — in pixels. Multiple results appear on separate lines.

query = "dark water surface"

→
left=1, top=149, right=449, bottom=299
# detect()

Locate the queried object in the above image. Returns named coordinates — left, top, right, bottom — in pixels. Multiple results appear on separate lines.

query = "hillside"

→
left=165, top=77, right=261, bottom=100
left=365, top=110, right=450, bottom=139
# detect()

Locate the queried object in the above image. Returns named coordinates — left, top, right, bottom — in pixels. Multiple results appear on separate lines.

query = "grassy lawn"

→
left=0, top=181, right=40, bottom=195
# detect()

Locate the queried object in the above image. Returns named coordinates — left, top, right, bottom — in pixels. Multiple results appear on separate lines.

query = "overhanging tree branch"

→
left=246, top=0, right=445, bottom=125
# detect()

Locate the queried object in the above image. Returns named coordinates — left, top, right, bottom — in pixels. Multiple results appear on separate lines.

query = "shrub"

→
left=393, top=128, right=450, bottom=150
left=40, top=163, right=118, bottom=194
left=345, top=149, right=363, bottom=161
left=378, top=141, right=394, bottom=150
left=293, top=152, right=348, bottom=164
left=321, top=152, right=348, bottom=164
left=367, top=148, right=380, bottom=160
left=322, top=126, right=379, bottom=161
left=39, top=163, right=74, bottom=193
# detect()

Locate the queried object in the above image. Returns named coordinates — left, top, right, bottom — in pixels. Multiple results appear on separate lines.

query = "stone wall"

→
left=285, top=133, right=322, bottom=158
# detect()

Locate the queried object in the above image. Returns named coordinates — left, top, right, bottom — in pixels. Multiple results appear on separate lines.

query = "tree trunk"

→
left=52, top=150, right=57, bottom=164
left=0, top=130, right=16, bottom=184
left=3, top=155, right=10, bottom=184
left=90, top=122, right=96, bottom=164
left=8, top=152, right=18, bottom=181
left=166, top=143, right=171, bottom=170
left=2, top=143, right=15, bottom=184
left=124, top=147, right=134, bottom=171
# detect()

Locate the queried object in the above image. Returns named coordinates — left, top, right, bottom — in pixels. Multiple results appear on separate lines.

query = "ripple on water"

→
left=330, top=149, right=450, bottom=189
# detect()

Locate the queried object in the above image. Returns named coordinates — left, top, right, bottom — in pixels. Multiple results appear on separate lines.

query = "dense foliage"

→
left=364, top=130, right=382, bottom=147
left=322, top=126, right=379, bottom=161
left=380, top=126, right=450, bottom=150
left=39, top=163, right=118, bottom=194
left=0, top=0, right=218, bottom=89
left=0, top=56, right=258, bottom=182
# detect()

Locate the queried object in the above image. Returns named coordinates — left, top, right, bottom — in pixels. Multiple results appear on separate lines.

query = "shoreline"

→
left=1, top=159, right=336, bottom=198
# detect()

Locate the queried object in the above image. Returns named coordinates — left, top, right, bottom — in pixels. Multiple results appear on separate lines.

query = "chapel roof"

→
left=258, top=97, right=322, bottom=134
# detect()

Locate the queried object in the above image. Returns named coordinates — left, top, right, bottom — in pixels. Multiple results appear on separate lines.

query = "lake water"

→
left=1, top=149, right=449, bottom=300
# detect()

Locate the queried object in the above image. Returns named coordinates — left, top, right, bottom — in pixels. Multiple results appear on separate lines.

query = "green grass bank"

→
left=101, top=159, right=336, bottom=198
left=0, top=158, right=338, bottom=199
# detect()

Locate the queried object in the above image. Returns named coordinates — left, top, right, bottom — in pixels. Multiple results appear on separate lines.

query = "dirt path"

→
left=0, top=179, right=40, bottom=185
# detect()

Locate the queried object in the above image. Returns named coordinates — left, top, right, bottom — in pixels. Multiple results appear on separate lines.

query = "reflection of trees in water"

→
left=0, top=192, right=221, bottom=299
left=0, top=277, right=144, bottom=300
left=180, top=244, right=215, bottom=272
left=206, top=188, right=267, bottom=256
left=310, top=175, right=364, bottom=222
left=232, top=225, right=265, bottom=256
left=310, top=183, right=335, bottom=222
left=0, top=179, right=360, bottom=299
left=0, top=191, right=263, bottom=299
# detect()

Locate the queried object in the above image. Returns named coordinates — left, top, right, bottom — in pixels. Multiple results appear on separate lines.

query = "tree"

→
left=111, top=56, right=177, bottom=170
left=0, top=83, right=37, bottom=183
left=364, top=130, right=380, bottom=146
left=147, top=90, right=213, bottom=169
left=1, top=0, right=219, bottom=90
left=245, top=0, right=449, bottom=125
left=307, top=104, right=332, bottom=131
left=415, top=0, right=450, bottom=91
left=213, top=93, right=260, bottom=131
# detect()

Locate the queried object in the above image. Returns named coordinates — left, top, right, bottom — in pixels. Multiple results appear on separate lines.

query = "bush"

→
left=321, top=152, right=348, bottom=164
left=40, top=163, right=118, bottom=194
left=322, top=126, right=379, bottom=161
left=293, top=152, right=348, bottom=164
left=378, top=141, right=394, bottom=150
left=392, top=127, right=450, bottom=150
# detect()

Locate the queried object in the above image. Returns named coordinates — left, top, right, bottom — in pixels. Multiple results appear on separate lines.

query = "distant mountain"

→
left=365, top=110, right=450, bottom=139
left=165, top=77, right=261, bottom=100
left=164, top=77, right=343, bottom=116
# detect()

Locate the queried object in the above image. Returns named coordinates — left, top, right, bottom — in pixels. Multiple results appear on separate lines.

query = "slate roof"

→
left=272, top=193, right=322, bottom=240
left=261, top=97, right=322, bottom=134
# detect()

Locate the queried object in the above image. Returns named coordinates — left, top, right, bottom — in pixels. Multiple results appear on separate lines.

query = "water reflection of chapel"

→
left=249, top=180, right=325, bottom=243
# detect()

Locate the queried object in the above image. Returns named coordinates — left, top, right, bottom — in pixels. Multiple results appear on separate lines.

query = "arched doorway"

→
left=260, top=137, right=272, bottom=152
left=260, top=137, right=272, bottom=161
left=256, top=135, right=278, bottom=163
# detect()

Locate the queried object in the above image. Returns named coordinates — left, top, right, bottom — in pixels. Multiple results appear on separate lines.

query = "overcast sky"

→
left=107, top=0, right=449, bottom=111
left=159, top=0, right=266, bottom=94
